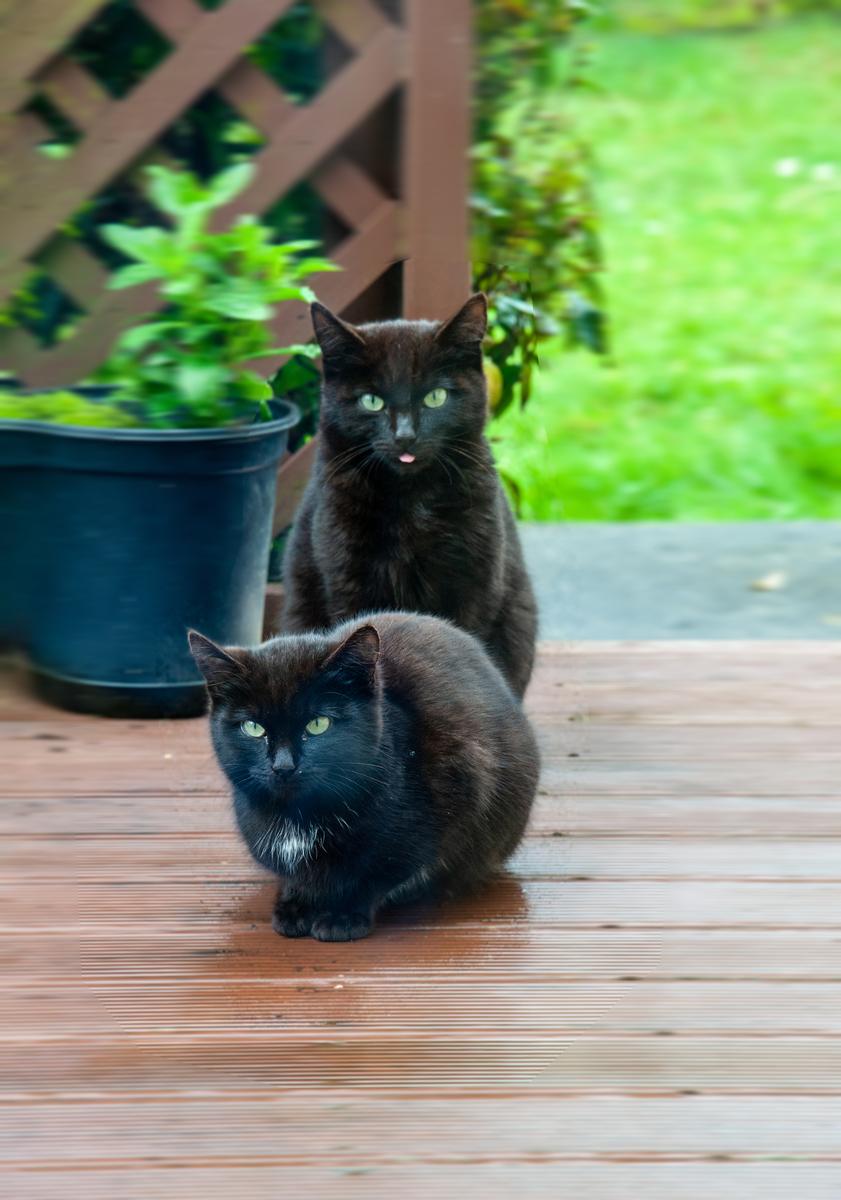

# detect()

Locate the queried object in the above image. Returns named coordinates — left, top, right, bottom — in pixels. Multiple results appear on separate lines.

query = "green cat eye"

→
left=305, top=716, right=331, bottom=736
left=241, top=720, right=266, bottom=738
left=423, top=387, right=447, bottom=408
left=359, top=393, right=385, bottom=413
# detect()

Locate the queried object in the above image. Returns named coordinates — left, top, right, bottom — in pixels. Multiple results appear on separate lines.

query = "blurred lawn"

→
left=494, top=17, right=841, bottom=519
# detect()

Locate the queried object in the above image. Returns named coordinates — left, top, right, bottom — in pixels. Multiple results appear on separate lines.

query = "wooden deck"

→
left=2, top=642, right=841, bottom=1198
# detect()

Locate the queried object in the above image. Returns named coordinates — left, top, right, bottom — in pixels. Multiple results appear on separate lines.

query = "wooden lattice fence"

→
left=0, top=0, right=472, bottom=389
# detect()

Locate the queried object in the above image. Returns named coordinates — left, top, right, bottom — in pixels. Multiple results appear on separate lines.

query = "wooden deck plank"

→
left=8, top=877, right=841, bottom=930
left=5, top=979, right=841, bottom=1038
left=7, top=792, right=841, bottom=838
left=5, top=1163, right=841, bottom=1200
left=5, top=1035, right=841, bottom=1095
left=3, top=1095, right=841, bottom=1162
left=5, top=727, right=841, bottom=793
left=4, top=928, right=841, bottom=983
left=5, top=835, right=841, bottom=881
left=1, top=641, right=840, bottom=1190
left=18, top=872, right=841, bottom=923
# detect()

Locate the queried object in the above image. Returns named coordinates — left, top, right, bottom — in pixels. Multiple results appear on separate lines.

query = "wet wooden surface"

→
left=1, top=642, right=840, bottom=1198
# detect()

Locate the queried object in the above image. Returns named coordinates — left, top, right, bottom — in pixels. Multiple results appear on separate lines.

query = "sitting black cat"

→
left=280, top=293, right=538, bottom=698
left=189, top=612, right=539, bottom=941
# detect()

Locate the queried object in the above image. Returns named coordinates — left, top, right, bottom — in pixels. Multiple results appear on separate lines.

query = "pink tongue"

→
left=399, top=453, right=416, bottom=464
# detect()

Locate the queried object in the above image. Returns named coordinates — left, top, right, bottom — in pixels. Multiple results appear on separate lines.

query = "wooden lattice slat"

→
left=0, top=0, right=108, bottom=111
left=0, top=0, right=471, bottom=389
left=311, top=156, right=390, bottom=233
left=0, top=0, right=299, bottom=298
left=315, top=0, right=392, bottom=50
left=0, top=110, right=50, bottom=189
left=38, top=238, right=109, bottom=303
left=137, top=0, right=394, bottom=225
left=403, top=0, right=471, bottom=316
left=37, top=56, right=110, bottom=128
left=217, top=24, right=404, bottom=221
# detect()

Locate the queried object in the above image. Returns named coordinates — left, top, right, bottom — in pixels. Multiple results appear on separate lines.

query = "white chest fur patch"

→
left=272, top=822, right=319, bottom=873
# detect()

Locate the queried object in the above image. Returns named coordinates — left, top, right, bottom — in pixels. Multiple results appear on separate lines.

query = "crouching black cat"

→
left=189, top=612, right=539, bottom=941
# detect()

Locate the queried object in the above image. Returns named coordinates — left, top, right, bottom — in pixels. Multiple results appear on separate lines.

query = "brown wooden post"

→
left=401, top=0, right=472, bottom=320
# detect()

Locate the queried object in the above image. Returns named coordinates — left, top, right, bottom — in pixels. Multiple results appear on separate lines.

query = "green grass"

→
left=494, top=17, right=841, bottom=519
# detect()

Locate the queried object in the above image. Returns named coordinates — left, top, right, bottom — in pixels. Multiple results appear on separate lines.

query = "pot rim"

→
left=0, top=396, right=300, bottom=442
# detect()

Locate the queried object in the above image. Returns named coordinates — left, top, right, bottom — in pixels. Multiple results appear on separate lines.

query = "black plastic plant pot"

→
left=0, top=399, right=299, bottom=717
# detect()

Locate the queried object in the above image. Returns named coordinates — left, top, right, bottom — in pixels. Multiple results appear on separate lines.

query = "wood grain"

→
left=5, top=1163, right=841, bottom=1200
left=1, top=641, right=840, bottom=1197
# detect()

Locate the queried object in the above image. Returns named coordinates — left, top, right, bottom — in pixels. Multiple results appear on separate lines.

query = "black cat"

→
left=280, top=293, right=538, bottom=697
left=189, top=612, right=539, bottom=941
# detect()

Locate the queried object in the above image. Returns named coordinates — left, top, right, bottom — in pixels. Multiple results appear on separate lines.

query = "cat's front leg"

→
left=308, top=863, right=435, bottom=941
left=272, top=887, right=317, bottom=938
left=272, top=887, right=374, bottom=941
left=308, top=868, right=424, bottom=940
left=309, top=907, right=373, bottom=942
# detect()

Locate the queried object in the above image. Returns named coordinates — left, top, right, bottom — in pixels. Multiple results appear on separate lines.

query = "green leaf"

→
left=234, top=372, right=272, bottom=401
left=116, top=321, right=181, bottom=352
left=278, top=240, right=320, bottom=253
left=250, top=342, right=321, bottom=360
left=566, top=291, right=607, bottom=354
left=204, top=283, right=273, bottom=321
left=108, top=263, right=163, bottom=290
left=146, top=166, right=209, bottom=217
left=290, top=256, right=340, bottom=276
left=222, top=120, right=264, bottom=147
left=270, top=353, right=321, bottom=394
left=101, top=224, right=170, bottom=265
left=175, top=362, right=228, bottom=404
left=39, top=142, right=72, bottom=160
left=161, top=277, right=198, bottom=298
left=268, top=284, right=316, bottom=304
left=208, top=161, right=255, bottom=207
left=174, top=206, right=208, bottom=250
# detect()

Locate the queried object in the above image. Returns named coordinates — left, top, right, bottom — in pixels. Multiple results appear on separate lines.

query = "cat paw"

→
left=310, top=912, right=372, bottom=942
left=272, top=898, right=314, bottom=938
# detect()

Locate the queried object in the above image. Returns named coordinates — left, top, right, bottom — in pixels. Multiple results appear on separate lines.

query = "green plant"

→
left=473, top=0, right=606, bottom=418
left=494, top=16, right=841, bottom=519
left=270, top=353, right=323, bottom=450
left=0, top=390, right=140, bottom=429
left=98, top=163, right=337, bottom=428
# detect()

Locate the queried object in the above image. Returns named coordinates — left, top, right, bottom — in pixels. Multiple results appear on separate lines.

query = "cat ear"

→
left=310, top=302, right=367, bottom=364
left=434, top=292, right=488, bottom=348
left=321, top=624, right=380, bottom=690
left=188, top=630, right=246, bottom=693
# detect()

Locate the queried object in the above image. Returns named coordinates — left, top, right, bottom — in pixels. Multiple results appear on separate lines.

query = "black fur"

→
left=280, top=294, right=538, bottom=697
left=189, top=613, right=539, bottom=941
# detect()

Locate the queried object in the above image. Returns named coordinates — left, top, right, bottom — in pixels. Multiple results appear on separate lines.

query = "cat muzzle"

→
left=271, top=745, right=297, bottom=776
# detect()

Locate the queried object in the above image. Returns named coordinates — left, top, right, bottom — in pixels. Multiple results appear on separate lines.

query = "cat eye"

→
left=359, top=393, right=385, bottom=413
left=305, top=716, right=331, bottom=736
left=423, top=387, right=447, bottom=408
left=241, top=720, right=266, bottom=738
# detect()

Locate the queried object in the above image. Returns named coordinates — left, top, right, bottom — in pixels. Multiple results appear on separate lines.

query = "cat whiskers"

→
left=448, top=438, right=490, bottom=468
left=446, top=441, right=489, bottom=476
left=322, top=444, right=371, bottom=485
left=436, top=451, right=458, bottom=491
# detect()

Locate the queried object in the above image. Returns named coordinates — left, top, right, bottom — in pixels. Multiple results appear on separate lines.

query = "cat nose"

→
left=271, top=745, right=296, bottom=775
left=394, top=413, right=416, bottom=446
